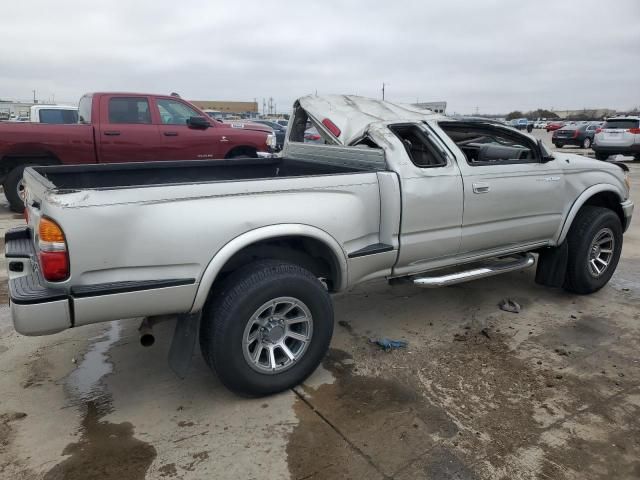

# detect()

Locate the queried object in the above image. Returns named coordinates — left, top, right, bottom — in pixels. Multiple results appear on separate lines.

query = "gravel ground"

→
left=0, top=134, right=638, bottom=479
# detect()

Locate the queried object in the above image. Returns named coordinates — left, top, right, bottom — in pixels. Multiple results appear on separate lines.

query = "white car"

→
left=593, top=116, right=640, bottom=161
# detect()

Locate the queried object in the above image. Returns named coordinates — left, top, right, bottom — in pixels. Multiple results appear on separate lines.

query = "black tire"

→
left=3, top=165, right=26, bottom=212
left=200, top=260, right=334, bottom=396
left=582, top=137, right=592, bottom=149
left=563, top=206, right=622, bottom=294
left=595, top=152, right=609, bottom=161
left=554, top=143, right=562, bottom=149
left=226, top=147, right=258, bottom=159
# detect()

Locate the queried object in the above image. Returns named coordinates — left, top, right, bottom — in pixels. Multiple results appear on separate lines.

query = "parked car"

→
left=304, top=126, right=323, bottom=143
left=0, top=92, right=276, bottom=211
left=534, top=121, right=547, bottom=129
left=29, top=105, right=78, bottom=124
left=5, top=94, right=633, bottom=397
left=546, top=122, right=564, bottom=132
left=250, top=119, right=287, bottom=150
left=511, top=118, right=529, bottom=130
left=592, top=117, right=640, bottom=161
left=552, top=122, right=600, bottom=149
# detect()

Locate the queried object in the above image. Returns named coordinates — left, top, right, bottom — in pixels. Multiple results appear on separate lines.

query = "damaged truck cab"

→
left=5, top=95, right=633, bottom=397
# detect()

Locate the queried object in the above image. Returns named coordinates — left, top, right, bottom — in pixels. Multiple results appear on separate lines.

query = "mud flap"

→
left=168, top=312, right=201, bottom=379
left=535, top=242, right=568, bottom=288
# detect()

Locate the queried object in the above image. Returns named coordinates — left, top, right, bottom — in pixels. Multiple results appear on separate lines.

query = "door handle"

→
left=472, top=182, right=490, bottom=194
left=163, top=131, right=178, bottom=136
left=103, top=131, right=120, bottom=136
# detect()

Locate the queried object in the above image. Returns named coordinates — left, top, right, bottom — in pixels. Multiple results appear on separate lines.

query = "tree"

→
left=506, top=111, right=524, bottom=121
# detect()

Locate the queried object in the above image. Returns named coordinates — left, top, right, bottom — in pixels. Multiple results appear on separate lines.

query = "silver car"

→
left=593, top=116, right=640, bottom=160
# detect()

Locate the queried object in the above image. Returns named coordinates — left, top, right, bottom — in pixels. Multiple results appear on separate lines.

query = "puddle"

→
left=44, top=321, right=157, bottom=479
left=65, top=322, right=122, bottom=412
left=43, top=401, right=156, bottom=480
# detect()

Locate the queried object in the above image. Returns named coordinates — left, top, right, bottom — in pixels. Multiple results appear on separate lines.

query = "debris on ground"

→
left=498, top=298, right=521, bottom=314
left=369, top=338, right=408, bottom=351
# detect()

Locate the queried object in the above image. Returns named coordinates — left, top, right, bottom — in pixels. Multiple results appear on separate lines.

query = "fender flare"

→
left=189, top=224, right=348, bottom=313
left=556, top=184, right=625, bottom=244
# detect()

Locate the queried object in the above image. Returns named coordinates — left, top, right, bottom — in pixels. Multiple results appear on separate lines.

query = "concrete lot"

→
left=0, top=131, right=638, bottom=479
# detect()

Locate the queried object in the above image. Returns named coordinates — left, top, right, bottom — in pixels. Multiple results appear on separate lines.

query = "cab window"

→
left=156, top=98, right=200, bottom=125
left=389, top=124, right=446, bottom=168
left=108, top=97, right=151, bottom=124
left=438, top=122, right=539, bottom=165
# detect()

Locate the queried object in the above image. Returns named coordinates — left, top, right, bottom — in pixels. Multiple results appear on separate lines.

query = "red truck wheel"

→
left=3, top=166, right=26, bottom=212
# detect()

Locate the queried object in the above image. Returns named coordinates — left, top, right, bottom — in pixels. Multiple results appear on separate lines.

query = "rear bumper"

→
left=5, top=226, right=198, bottom=336
left=592, top=144, right=640, bottom=156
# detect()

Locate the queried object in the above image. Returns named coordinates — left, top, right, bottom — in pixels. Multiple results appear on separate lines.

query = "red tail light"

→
left=628, top=128, right=640, bottom=134
left=322, top=118, right=341, bottom=137
left=573, top=130, right=579, bottom=138
left=38, top=218, right=69, bottom=281
left=39, top=251, right=69, bottom=281
left=595, top=128, right=602, bottom=134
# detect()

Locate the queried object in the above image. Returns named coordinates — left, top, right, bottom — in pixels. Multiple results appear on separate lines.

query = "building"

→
left=0, top=100, right=34, bottom=119
left=190, top=100, right=258, bottom=117
left=412, top=101, right=447, bottom=114
left=552, top=108, right=616, bottom=120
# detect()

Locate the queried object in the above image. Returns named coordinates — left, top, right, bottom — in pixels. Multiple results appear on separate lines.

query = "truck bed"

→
left=33, top=144, right=385, bottom=190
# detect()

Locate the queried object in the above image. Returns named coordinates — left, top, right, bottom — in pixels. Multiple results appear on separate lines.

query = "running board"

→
left=412, top=253, right=536, bottom=288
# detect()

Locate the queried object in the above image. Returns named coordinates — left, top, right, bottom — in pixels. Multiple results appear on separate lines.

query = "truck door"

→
left=439, top=122, right=566, bottom=255
left=390, top=123, right=465, bottom=277
left=98, top=96, right=162, bottom=163
left=153, top=97, right=222, bottom=160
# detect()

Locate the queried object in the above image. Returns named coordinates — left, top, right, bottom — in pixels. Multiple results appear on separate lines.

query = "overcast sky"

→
left=1, top=1, right=639, bottom=114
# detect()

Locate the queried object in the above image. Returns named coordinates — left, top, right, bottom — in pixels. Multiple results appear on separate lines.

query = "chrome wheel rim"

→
left=588, top=228, right=614, bottom=277
left=17, top=178, right=25, bottom=201
left=242, top=296, right=313, bottom=374
left=583, top=138, right=591, bottom=149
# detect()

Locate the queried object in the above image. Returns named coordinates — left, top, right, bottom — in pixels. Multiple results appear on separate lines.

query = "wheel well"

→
left=0, top=153, right=61, bottom=182
left=216, top=236, right=341, bottom=292
left=224, top=146, right=258, bottom=159
left=583, top=191, right=625, bottom=228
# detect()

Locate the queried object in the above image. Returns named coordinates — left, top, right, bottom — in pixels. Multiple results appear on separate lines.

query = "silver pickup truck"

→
left=5, top=95, right=633, bottom=396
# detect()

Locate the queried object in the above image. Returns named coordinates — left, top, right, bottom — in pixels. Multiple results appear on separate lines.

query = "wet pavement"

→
left=0, top=136, right=638, bottom=479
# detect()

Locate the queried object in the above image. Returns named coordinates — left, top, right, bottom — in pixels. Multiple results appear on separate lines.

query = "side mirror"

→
left=187, top=116, right=210, bottom=129
left=538, top=139, right=555, bottom=163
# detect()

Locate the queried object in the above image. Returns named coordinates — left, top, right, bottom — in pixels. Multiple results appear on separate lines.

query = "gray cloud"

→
left=1, top=0, right=639, bottom=113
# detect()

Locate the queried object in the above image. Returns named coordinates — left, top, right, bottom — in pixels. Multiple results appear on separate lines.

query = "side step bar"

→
left=412, top=253, right=536, bottom=288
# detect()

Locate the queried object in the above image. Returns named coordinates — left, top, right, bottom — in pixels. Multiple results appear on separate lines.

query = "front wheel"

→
left=595, top=152, right=609, bottom=161
left=563, top=206, right=623, bottom=294
left=200, top=260, right=334, bottom=396
left=554, top=143, right=562, bottom=149
left=582, top=137, right=592, bottom=149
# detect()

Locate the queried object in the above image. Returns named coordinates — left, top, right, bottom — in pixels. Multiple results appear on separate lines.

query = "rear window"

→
left=38, top=109, right=78, bottom=124
left=389, top=124, right=446, bottom=168
left=604, top=119, right=639, bottom=130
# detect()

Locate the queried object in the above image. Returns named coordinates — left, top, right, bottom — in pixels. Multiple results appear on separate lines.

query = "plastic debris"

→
left=498, top=298, right=521, bottom=314
left=369, top=337, right=408, bottom=351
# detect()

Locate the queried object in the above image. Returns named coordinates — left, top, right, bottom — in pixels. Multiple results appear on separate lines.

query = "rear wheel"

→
left=595, top=152, right=609, bottom=161
left=3, top=165, right=26, bottom=212
left=563, top=206, right=622, bottom=294
left=582, top=137, right=592, bottom=149
left=200, top=260, right=334, bottom=396
left=554, top=143, right=562, bottom=149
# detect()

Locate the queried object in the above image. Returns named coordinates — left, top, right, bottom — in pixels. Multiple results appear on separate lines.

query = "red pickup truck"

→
left=0, top=92, right=275, bottom=211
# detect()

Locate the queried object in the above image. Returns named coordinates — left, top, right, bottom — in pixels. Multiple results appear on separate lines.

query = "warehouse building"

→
left=190, top=100, right=258, bottom=117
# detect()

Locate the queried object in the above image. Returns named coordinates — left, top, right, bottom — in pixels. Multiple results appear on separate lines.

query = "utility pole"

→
left=32, top=90, right=36, bottom=104
left=382, top=83, right=385, bottom=100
